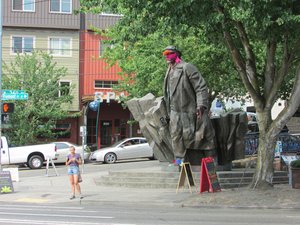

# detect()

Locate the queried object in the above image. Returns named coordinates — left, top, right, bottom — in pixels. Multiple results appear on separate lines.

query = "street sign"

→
left=2, top=90, right=28, bottom=100
left=2, top=89, right=26, bottom=94
left=80, top=126, right=87, bottom=136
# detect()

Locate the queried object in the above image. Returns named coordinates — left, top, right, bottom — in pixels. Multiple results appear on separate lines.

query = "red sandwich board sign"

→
left=200, top=157, right=221, bottom=193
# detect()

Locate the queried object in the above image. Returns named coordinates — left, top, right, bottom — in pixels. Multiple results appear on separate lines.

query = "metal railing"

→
left=244, top=132, right=300, bottom=155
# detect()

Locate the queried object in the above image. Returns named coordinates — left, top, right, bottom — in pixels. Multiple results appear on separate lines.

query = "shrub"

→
left=290, top=159, right=300, bottom=168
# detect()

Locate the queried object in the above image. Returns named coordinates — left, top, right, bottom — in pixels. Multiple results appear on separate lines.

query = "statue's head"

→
left=163, top=46, right=182, bottom=64
left=163, top=46, right=182, bottom=57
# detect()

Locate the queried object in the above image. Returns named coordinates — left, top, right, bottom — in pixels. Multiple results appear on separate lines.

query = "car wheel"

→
left=28, top=155, right=43, bottom=169
left=104, top=153, right=117, bottom=164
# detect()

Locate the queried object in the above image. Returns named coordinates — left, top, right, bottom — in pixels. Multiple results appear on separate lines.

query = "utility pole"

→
left=0, top=0, right=3, bottom=171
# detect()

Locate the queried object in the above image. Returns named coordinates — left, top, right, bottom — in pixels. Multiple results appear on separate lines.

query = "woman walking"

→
left=66, top=146, right=83, bottom=200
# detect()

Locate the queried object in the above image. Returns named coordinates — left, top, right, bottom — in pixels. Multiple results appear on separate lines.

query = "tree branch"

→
left=264, top=39, right=276, bottom=99
left=266, top=35, right=292, bottom=109
left=235, top=21, right=259, bottom=92
left=272, top=64, right=300, bottom=133
left=216, top=5, right=263, bottom=109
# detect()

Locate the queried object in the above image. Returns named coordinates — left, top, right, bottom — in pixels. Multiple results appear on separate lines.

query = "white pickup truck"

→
left=0, top=136, right=57, bottom=169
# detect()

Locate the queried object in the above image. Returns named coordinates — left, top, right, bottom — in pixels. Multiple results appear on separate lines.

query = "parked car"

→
left=52, top=142, right=90, bottom=163
left=89, top=137, right=154, bottom=164
left=0, top=136, right=57, bottom=169
left=245, top=132, right=300, bottom=155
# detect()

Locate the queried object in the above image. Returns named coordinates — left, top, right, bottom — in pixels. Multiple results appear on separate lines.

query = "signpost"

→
left=0, top=0, right=3, bottom=171
left=80, top=126, right=87, bottom=173
left=0, top=89, right=29, bottom=171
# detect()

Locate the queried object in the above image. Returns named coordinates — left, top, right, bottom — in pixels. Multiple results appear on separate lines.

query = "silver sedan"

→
left=52, top=142, right=90, bottom=163
left=89, top=137, right=154, bottom=164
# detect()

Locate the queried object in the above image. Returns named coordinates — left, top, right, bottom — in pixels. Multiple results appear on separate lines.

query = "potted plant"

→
left=290, top=159, right=300, bottom=189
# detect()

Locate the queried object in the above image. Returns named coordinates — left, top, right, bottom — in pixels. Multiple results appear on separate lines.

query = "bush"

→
left=290, top=159, right=300, bottom=168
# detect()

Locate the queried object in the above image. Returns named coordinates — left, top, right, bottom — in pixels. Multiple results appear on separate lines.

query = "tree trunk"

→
left=250, top=111, right=276, bottom=189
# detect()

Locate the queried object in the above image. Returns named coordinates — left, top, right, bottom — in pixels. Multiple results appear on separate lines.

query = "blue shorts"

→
left=68, top=166, right=79, bottom=175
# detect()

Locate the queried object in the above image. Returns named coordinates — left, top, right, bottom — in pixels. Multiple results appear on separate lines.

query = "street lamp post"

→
left=0, top=0, right=3, bottom=171
left=95, top=100, right=101, bottom=149
left=89, top=100, right=101, bottom=149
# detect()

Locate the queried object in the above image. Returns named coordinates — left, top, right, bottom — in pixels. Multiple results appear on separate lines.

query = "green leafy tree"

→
left=81, top=0, right=300, bottom=188
left=103, top=29, right=244, bottom=104
left=2, top=52, right=75, bottom=145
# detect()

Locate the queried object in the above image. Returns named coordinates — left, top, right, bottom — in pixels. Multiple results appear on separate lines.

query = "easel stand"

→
left=200, top=157, right=221, bottom=193
left=176, top=162, right=196, bottom=193
left=45, top=157, right=59, bottom=177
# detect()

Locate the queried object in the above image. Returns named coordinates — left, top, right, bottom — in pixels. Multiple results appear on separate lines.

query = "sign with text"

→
left=281, top=155, right=299, bottom=166
left=200, top=157, right=221, bottom=193
left=80, top=126, right=87, bottom=137
left=2, top=90, right=28, bottom=100
left=94, top=91, right=125, bottom=103
left=0, top=171, right=14, bottom=194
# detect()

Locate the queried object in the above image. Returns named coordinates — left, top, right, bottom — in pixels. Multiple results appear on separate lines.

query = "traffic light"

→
left=1, top=103, right=14, bottom=113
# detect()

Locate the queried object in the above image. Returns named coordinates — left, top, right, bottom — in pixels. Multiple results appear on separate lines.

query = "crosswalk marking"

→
left=0, top=203, right=137, bottom=225
left=0, top=212, right=114, bottom=219
left=2, top=204, right=84, bottom=210
left=14, top=198, right=50, bottom=203
left=0, top=206, right=98, bottom=213
left=0, top=219, right=136, bottom=225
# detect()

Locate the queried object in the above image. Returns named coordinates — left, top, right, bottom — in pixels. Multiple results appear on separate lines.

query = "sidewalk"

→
left=1, top=164, right=300, bottom=209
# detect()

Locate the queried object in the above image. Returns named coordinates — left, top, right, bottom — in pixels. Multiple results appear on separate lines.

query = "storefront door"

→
left=100, top=120, right=112, bottom=147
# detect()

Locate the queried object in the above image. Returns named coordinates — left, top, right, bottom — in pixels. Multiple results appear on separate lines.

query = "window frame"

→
left=99, top=40, right=113, bottom=57
left=12, top=0, right=35, bottom=12
left=48, top=37, right=72, bottom=57
left=11, top=35, right=35, bottom=55
left=59, top=80, right=71, bottom=97
left=94, top=80, right=118, bottom=89
left=53, top=123, right=72, bottom=139
left=49, top=0, right=72, bottom=14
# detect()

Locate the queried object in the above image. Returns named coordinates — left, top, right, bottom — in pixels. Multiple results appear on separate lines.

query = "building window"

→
left=53, top=123, right=71, bottom=138
left=95, top=80, right=118, bottom=89
left=50, top=0, right=72, bottom=13
left=49, top=37, right=72, bottom=56
left=12, top=0, right=35, bottom=12
left=59, top=81, right=70, bottom=96
left=12, top=36, right=34, bottom=54
left=99, top=40, right=113, bottom=57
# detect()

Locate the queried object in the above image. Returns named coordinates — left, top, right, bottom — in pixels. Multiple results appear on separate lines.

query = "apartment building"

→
left=80, top=14, right=136, bottom=148
left=2, top=0, right=136, bottom=147
left=2, top=0, right=81, bottom=144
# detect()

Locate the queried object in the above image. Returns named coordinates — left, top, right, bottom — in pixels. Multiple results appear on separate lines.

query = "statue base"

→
left=185, top=149, right=216, bottom=166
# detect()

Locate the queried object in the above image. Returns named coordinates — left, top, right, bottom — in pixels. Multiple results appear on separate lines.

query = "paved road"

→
left=2, top=160, right=300, bottom=225
left=0, top=202, right=299, bottom=225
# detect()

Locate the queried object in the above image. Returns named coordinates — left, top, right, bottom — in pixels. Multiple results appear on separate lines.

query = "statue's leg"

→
left=169, top=111, right=186, bottom=164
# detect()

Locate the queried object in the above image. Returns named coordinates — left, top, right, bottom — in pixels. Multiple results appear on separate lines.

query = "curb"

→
left=183, top=204, right=300, bottom=209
